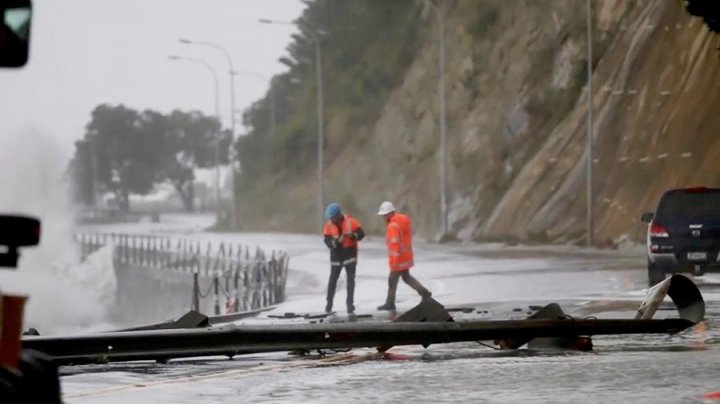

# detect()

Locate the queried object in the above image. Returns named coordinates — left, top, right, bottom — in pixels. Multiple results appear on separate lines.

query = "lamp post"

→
left=259, top=18, right=324, bottom=227
left=168, top=55, right=222, bottom=222
left=586, top=0, right=594, bottom=247
left=179, top=39, right=239, bottom=230
left=425, top=0, right=448, bottom=236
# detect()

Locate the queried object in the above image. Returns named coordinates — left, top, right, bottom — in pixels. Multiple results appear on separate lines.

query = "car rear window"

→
left=656, top=189, right=720, bottom=224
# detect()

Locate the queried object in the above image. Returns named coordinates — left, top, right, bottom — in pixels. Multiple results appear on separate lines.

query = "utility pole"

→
left=179, top=39, right=238, bottom=230
left=586, top=0, right=594, bottom=247
left=426, top=0, right=448, bottom=235
left=168, top=55, right=222, bottom=223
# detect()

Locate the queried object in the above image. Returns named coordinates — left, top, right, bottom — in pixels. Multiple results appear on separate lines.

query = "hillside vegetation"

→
left=236, top=0, right=720, bottom=244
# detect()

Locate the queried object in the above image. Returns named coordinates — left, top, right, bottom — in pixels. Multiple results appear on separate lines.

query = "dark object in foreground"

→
left=685, top=0, right=720, bottom=34
left=23, top=277, right=704, bottom=366
left=494, top=303, right=595, bottom=351
left=0, top=349, right=60, bottom=403
left=0, top=215, right=40, bottom=268
left=23, top=316, right=696, bottom=366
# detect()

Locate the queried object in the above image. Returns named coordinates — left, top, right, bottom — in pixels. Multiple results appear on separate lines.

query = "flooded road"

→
left=60, top=218, right=720, bottom=403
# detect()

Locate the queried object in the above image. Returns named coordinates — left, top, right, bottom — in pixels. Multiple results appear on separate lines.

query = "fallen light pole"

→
left=23, top=276, right=704, bottom=366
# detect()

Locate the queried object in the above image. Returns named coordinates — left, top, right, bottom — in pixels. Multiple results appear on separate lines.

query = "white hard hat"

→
left=377, top=201, right=396, bottom=215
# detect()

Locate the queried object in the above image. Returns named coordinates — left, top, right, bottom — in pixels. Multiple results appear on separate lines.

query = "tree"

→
left=160, top=110, right=232, bottom=211
left=236, top=0, right=421, bottom=182
left=70, top=104, right=231, bottom=213
left=84, top=104, right=157, bottom=212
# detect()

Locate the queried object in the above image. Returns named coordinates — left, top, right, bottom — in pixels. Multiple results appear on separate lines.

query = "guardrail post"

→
left=213, top=274, right=220, bottom=315
left=192, top=272, right=200, bottom=312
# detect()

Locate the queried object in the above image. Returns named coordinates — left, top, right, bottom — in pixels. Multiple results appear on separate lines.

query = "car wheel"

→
left=648, top=259, right=666, bottom=287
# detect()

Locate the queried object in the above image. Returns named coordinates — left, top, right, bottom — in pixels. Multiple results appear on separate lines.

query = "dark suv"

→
left=641, top=187, right=720, bottom=286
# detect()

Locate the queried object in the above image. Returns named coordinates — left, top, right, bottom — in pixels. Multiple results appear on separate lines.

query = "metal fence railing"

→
left=75, top=233, right=289, bottom=315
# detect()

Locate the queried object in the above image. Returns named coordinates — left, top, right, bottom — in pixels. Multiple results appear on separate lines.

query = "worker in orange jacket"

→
left=376, top=201, right=431, bottom=311
left=323, top=202, right=365, bottom=314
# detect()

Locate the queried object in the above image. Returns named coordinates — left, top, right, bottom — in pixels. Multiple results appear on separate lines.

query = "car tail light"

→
left=650, top=222, right=669, bottom=238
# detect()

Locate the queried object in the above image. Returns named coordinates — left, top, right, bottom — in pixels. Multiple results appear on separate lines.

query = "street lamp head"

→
left=178, top=39, right=192, bottom=44
left=258, top=18, right=273, bottom=24
left=168, top=55, right=180, bottom=60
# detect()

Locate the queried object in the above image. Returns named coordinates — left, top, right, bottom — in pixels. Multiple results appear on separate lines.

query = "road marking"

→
left=65, top=353, right=370, bottom=401
left=656, top=153, right=668, bottom=159
left=681, top=152, right=693, bottom=158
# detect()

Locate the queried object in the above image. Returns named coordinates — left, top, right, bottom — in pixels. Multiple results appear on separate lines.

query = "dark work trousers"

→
left=326, top=262, right=356, bottom=313
left=384, top=270, right=431, bottom=306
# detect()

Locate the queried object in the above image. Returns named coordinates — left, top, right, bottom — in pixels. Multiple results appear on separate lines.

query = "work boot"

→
left=325, top=305, right=332, bottom=314
left=377, top=303, right=396, bottom=311
left=347, top=304, right=355, bottom=315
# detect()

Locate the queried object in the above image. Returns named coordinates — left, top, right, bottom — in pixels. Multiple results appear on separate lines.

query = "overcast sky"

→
left=0, top=0, right=306, bottom=160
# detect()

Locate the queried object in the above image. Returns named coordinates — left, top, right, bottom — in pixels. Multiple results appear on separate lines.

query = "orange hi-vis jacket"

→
left=323, top=214, right=361, bottom=249
left=385, top=212, right=414, bottom=272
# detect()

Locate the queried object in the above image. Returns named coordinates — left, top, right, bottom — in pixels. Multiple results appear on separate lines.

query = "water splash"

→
left=0, top=129, right=117, bottom=334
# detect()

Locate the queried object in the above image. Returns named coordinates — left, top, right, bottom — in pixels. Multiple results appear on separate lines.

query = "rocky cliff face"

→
left=240, top=0, right=720, bottom=244
left=479, top=1, right=720, bottom=245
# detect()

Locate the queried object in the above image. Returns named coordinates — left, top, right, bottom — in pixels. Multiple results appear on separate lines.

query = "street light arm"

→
left=177, top=37, right=240, bottom=229
left=422, top=0, right=448, bottom=234
left=302, top=28, right=320, bottom=44
left=259, top=18, right=296, bottom=26
left=258, top=18, right=320, bottom=44
left=167, top=53, right=224, bottom=225
left=169, top=56, right=217, bottom=78
left=234, top=71, right=269, bottom=83
left=167, top=55, right=220, bottom=118
left=178, top=39, right=235, bottom=72
left=183, top=40, right=235, bottom=71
